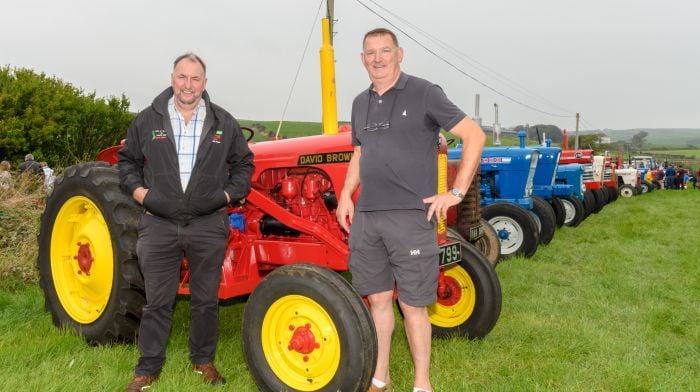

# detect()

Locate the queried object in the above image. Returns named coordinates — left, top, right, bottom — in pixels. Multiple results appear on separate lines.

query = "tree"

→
left=512, top=124, right=563, bottom=144
left=0, top=66, right=134, bottom=167
left=567, top=134, right=601, bottom=150
left=630, top=131, right=648, bottom=150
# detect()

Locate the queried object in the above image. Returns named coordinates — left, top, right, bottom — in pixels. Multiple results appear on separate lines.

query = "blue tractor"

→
left=448, top=132, right=549, bottom=259
left=554, top=164, right=587, bottom=227
left=530, top=138, right=586, bottom=228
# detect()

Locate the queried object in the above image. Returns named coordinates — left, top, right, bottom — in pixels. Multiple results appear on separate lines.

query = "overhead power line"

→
left=355, top=0, right=574, bottom=119
left=367, top=0, right=575, bottom=116
left=276, top=0, right=325, bottom=138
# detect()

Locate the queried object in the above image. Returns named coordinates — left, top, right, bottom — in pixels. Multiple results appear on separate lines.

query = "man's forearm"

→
left=340, top=149, right=361, bottom=199
left=450, top=117, right=486, bottom=193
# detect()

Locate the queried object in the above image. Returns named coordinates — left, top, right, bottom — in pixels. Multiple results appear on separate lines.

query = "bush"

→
left=0, top=66, right=134, bottom=167
left=0, top=174, right=44, bottom=291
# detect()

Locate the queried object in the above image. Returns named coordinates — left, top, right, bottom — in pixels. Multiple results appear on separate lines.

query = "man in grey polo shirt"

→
left=336, top=28, right=485, bottom=392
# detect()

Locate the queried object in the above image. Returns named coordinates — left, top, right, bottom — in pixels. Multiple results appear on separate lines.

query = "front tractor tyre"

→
left=591, top=188, right=607, bottom=213
left=582, top=190, right=596, bottom=217
left=477, top=218, right=502, bottom=266
left=242, top=263, right=377, bottom=392
left=549, top=197, right=566, bottom=228
left=530, top=196, right=557, bottom=245
left=449, top=221, right=501, bottom=267
left=37, top=162, right=144, bottom=344
left=619, top=184, right=635, bottom=198
left=481, top=202, right=539, bottom=258
left=560, top=196, right=585, bottom=227
left=429, top=235, right=502, bottom=339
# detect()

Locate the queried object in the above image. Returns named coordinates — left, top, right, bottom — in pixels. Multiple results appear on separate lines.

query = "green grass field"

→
left=649, top=149, right=700, bottom=159
left=1, top=186, right=698, bottom=391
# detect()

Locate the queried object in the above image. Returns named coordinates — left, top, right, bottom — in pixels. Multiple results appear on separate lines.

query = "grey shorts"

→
left=348, top=209, right=439, bottom=307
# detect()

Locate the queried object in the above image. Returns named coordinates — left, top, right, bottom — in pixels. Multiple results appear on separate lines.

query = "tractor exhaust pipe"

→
left=473, top=94, right=482, bottom=126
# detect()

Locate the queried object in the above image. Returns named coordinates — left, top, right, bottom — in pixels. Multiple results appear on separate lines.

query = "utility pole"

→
left=574, top=112, right=580, bottom=150
left=493, top=103, right=501, bottom=145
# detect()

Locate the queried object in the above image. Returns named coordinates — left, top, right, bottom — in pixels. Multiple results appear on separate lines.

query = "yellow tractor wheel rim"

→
left=428, top=264, right=477, bottom=328
left=51, top=195, right=114, bottom=324
left=261, top=295, right=340, bottom=391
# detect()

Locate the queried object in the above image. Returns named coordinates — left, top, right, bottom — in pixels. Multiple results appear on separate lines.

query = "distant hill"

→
left=235, top=120, right=698, bottom=150
left=601, top=128, right=700, bottom=148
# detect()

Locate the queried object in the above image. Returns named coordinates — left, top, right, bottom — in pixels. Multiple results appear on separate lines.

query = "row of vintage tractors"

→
left=38, top=121, right=648, bottom=391
left=445, top=128, right=647, bottom=263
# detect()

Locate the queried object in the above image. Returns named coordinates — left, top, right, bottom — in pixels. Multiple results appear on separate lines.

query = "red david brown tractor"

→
left=37, top=130, right=502, bottom=391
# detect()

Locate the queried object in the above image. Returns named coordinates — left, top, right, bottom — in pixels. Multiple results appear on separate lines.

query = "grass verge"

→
left=1, top=186, right=699, bottom=390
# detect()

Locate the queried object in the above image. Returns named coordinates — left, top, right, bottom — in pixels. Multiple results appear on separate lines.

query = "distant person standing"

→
left=676, top=165, right=687, bottom=190
left=18, top=153, right=43, bottom=177
left=40, top=161, right=54, bottom=192
left=665, top=165, right=676, bottom=189
left=0, top=160, right=12, bottom=190
left=653, top=168, right=665, bottom=189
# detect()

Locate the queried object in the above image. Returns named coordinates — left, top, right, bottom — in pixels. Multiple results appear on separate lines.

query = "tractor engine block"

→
left=254, top=167, right=338, bottom=237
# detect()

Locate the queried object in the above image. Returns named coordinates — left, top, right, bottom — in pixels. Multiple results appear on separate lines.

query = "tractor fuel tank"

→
left=448, top=146, right=539, bottom=208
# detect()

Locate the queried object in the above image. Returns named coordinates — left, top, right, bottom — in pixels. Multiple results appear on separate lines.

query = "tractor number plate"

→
left=439, top=242, right=462, bottom=267
left=469, top=225, right=485, bottom=241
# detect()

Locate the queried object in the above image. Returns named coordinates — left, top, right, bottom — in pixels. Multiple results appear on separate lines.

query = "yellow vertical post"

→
left=320, top=17, right=338, bottom=135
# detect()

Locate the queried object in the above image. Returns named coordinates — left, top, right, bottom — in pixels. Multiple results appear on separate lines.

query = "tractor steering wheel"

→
left=240, top=126, right=255, bottom=142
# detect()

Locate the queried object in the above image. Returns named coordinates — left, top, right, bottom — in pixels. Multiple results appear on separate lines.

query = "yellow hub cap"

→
left=51, top=196, right=114, bottom=324
left=261, top=295, right=340, bottom=391
left=428, top=264, right=476, bottom=328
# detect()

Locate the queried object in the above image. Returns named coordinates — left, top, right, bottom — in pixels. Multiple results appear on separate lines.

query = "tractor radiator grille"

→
left=604, top=168, right=613, bottom=181
left=582, top=164, right=594, bottom=182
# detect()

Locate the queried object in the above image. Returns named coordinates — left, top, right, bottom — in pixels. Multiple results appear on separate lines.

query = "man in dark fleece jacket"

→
left=118, top=53, right=254, bottom=391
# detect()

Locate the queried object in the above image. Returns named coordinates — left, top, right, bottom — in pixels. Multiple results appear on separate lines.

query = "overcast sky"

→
left=2, top=0, right=699, bottom=132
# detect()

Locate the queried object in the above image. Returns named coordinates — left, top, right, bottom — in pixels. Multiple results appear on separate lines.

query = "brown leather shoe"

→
left=193, top=362, right=226, bottom=385
left=125, top=374, right=158, bottom=391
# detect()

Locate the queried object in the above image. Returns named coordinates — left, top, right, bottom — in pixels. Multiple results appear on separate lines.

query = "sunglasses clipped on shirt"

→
left=362, top=120, right=391, bottom=132
left=363, top=90, right=398, bottom=132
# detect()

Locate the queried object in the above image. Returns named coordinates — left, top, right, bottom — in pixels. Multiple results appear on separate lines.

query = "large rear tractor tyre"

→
left=619, top=184, right=635, bottom=198
left=606, top=186, right=619, bottom=203
left=481, top=202, right=539, bottom=259
left=549, top=197, right=566, bottom=228
left=37, top=162, right=144, bottom=344
left=560, top=196, right=585, bottom=227
left=428, top=236, right=501, bottom=339
left=242, top=263, right=376, bottom=392
left=530, top=196, right=557, bottom=245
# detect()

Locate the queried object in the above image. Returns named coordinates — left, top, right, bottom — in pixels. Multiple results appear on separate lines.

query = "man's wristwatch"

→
left=450, top=187, right=465, bottom=199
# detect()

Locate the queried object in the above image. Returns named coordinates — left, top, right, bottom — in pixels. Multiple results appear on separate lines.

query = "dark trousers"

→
left=134, top=211, right=229, bottom=376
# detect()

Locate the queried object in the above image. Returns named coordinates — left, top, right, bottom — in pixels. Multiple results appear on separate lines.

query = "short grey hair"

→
left=24, top=153, right=34, bottom=161
left=173, top=53, right=207, bottom=75
left=363, top=28, right=399, bottom=47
